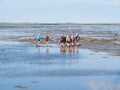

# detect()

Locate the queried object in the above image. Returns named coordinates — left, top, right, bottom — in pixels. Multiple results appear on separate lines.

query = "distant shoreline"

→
left=0, top=22, right=120, bottom=25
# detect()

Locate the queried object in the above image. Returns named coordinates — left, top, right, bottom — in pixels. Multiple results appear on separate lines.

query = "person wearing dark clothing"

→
left=46, top=34, right=49, bottom=46
left=60, top=34, right=66, bottom=47
left=75, top=33, right=80, bottom=46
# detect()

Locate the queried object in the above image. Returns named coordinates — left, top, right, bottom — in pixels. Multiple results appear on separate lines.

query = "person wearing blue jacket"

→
left=36, top=33, right=41, bottom=46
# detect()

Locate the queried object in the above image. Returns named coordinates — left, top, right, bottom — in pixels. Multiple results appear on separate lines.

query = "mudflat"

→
left=0, top=24, right=120, bottom=56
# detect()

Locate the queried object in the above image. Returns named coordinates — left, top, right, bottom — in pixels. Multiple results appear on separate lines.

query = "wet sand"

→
left=3, top=33, right=120, bottom=56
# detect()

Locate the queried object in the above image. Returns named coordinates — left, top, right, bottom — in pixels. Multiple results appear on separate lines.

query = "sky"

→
left=0, top=0, right=120, bottom=23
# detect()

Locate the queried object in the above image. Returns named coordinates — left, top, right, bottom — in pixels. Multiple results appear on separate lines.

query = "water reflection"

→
left=76, top=46, right=79, bottom=53
left=35, top=45, right=80, bottom=65
left=60, top=46, right=80, bottom=54
left=1, top=44, right=120, bottom=79
left=36, top=46, right=50, bottom=53
left=36, top=46, right=40, bottom=52
left=36, top=46, right=80, bottom=54
left=46, top=47, right=49, bottom=53
left=71, top=46, right=75, bottom=54
left=60, top=46, right=66, bottom=53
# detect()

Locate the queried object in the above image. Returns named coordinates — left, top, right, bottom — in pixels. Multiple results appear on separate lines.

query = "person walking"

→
left=46, top=34, right=49, bottom=47
left=75, top=33, right=80, bottom=47
left=36, top=33, right=41, bottom=47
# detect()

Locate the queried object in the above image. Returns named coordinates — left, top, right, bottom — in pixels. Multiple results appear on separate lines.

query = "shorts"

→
left=66, top=41, right=70, bottom=43
left=61, top=41, right=65, bottom=44
left=37, top=39, right=40, bottom=41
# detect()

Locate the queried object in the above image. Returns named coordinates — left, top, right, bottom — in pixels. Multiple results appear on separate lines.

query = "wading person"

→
left=60, top=34, right=66, bottom=47
left=75, top=33, right=80, bottom=47
left=36, top=33, right=41, bottom=47
left=66, top=35, right=70, bottom=47
left=60, top=34, right=63, bottom=47
left=46, top=34, right=49, bottom=47
left=70, top=35, right=75, bottom=46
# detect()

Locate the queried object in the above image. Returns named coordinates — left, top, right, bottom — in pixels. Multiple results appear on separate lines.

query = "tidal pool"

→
left=0, top=42, right=120, bottom=90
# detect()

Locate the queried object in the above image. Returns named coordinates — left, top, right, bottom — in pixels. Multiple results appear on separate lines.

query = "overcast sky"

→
left=0, top=0, right=120, bottom=23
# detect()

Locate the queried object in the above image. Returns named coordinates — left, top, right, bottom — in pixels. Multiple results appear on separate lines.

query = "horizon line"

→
left=0, top=22, right=120, bottom=25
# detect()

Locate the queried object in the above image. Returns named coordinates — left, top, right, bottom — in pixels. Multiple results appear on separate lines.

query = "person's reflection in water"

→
left=60, top=46, right=66, bottom=53
left=60, top=46, right=80, bottom=54
left=71, top=46, right=75, bottom=54
left=76, top=46, right=79, bottom=53
left=46, top=46, right=49, bottom=53
left=66, top=46, right=71, bottom=54
left=36, top=46, right=40, bottom=52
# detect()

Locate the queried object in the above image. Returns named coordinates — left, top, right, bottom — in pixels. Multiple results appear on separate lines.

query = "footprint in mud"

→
left=0, top=49, right=5, bottom=51
left=89, top=53, right=95, bottom=55
left=31, top=81, right=38, bottom=83
left=14, top=85, right=27, bottom=89
left=102, top=56, right=108, bottom=58
left=95, top=51, right=99, bottom=52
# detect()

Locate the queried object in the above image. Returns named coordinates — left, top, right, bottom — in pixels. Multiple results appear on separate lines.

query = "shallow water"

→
left=0, top=42, right=120, bottom=90
left=1, top=76, right=120, bottom=90
left=0, top=42, right=120, bottom=77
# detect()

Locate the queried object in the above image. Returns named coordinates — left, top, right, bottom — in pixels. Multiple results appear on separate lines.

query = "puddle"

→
left=31, top=81, right=38, bottom=83
left=14, top=85, right=27, bottom=89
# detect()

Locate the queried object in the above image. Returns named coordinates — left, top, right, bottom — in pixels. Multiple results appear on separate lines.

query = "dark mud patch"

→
left=0, top=49, right=5, bottom=51
left=109, top=52, right=120, bottom=56
left=89, top=53, right=95, bottom=55
left=80, top=41, right=120, bottom=56
left=31, top=81, right=38, bottom=83
left=102, top=57, right=108, bottom=58
left=14, top=85, right=27, bottom=89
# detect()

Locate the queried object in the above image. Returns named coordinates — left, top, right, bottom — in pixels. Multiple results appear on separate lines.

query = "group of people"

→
left=60, top=33, right=80, bottom=47
left=59, top=33, right=80, bottom=53
left=36, top=33, right=80, bottom=48
left=36, top=33, right=81, bottom=54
